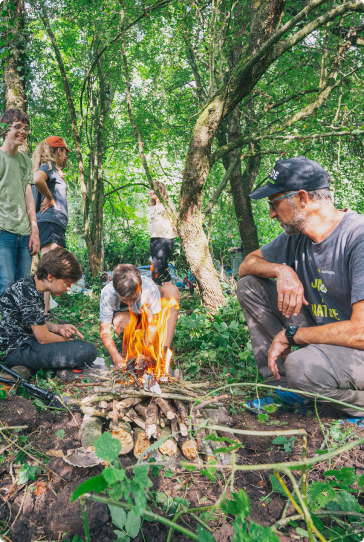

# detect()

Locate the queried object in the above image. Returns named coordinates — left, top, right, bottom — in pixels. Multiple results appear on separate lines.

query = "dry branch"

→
left=124, top=408, right=146, bottom=430
left=175, top=400, right=189, bottom=423
left=134, top=403, right=147, bottom=418
left=155, top=398, right=176, bottom=420
left=193, top=394, right=229, bottom=410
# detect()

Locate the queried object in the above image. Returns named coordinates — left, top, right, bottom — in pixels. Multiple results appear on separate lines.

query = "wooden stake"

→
left=145, top=402, right=158, bottom=439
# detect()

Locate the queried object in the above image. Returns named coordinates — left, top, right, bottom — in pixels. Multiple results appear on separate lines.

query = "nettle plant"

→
left=72, top=432, right=281, bottom=542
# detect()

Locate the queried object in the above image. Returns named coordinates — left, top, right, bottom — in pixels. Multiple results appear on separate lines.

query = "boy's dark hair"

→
left=36, top=248, right=82, bottom=282
left=113, top=264, right=142, bottom=299
left=0, top=109, right=30, bottom=127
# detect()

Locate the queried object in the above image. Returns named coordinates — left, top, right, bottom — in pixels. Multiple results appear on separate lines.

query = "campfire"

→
left=73, top=298, right=231, bottom=464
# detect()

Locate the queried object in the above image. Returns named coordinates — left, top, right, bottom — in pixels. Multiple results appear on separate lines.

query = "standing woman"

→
left=148, top=181, right=177, bottom=285
left=32, top=136, right=71, bottom=319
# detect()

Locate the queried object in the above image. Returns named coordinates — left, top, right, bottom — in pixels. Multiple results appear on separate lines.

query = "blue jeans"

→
left=0, top=231, right=32, bottom=295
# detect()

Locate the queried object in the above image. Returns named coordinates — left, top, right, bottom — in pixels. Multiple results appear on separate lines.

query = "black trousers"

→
left=150, top=237, right=174, bottom=285
left=3, top=338, right=97, bottom=371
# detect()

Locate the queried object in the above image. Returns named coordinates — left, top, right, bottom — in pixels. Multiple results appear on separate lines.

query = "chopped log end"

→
left=111, top=427, right=134, bottom=455
left=159, top=438, right=177, bottom=456
left=99, top=401, right=108, bottom=409
left=178, top=422, right=188, bottom=437
left=145, top=424, right=157, bottom=440
left=133, top=430, right=151, bottom=459
left=181, top=439, right=198, bottom=461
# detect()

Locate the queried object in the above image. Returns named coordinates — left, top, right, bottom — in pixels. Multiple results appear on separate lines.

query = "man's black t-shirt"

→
left=32, top=163, right=68, bottom=229
left=0, top=276, right=45, bottom=356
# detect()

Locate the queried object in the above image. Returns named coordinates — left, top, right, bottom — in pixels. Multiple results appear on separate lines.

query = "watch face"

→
left=286, top=326, right=298, bottom=336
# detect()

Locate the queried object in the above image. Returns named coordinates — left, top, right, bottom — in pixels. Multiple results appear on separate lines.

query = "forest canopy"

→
left=2, top=0, right=364, bottom=306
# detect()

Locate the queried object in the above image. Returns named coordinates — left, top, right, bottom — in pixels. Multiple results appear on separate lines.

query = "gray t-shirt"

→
left=33, top=163, right=68, bottom=229
left=100, top=276, right=162, bottom=323
left=261, top=210, right=364, bottom=325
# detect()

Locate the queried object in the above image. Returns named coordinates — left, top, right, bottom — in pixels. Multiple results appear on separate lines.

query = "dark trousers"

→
left=150, top=237, right=174, bottom=285
left=3, top=338, right=97, bottom=371
left=237, top=275, right=364, bottom=416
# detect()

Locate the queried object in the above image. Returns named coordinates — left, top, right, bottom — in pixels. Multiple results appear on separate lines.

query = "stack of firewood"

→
left=72, top=376, right=233, bottom=461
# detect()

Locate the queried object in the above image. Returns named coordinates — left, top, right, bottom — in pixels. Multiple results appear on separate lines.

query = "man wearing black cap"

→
left=237, top=156, right=364, bottom=417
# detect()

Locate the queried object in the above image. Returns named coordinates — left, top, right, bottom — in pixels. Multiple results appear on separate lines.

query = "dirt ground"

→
left=0, top=394, right=363, bottom=542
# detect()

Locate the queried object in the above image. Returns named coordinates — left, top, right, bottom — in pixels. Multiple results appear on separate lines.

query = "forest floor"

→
left=0, top=287, right=363, bottom=542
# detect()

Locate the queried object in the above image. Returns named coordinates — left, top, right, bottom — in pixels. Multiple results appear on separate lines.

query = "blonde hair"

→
left=32, top=141, right=63, bottom=174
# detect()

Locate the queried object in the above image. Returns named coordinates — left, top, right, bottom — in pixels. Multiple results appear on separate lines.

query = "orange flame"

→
left=150, top=261, right=159, bottom=279
left=122, top=296, right=179, bottom=378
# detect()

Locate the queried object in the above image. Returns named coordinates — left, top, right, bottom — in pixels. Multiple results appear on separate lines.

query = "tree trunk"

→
left=3, top=0, right=28, bottom=153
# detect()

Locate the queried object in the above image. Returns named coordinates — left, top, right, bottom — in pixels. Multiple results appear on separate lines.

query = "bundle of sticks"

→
left=72, top=376, right=233, bottom=462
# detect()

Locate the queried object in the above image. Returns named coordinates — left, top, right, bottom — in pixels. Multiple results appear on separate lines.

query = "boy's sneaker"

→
left=340, top=417, right=364, bottom=427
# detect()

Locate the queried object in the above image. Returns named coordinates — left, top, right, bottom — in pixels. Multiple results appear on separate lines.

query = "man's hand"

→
left=57, top=324, right=84, bottom=340
left=113, top=353, right=126, bottom=369
left=276, top=266, right=309, bottom=318
left=41, top=197, right=58, bottom=213
left=267, top=330, right=292, bottom=380
left=29, top=230, right=40, bottom=256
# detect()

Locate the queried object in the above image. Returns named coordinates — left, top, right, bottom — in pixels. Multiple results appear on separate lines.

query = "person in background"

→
left=0, top=248, right=97, bottom=371
left=99, top=264, right=179, bottom=368
left=148, top=181, right=177, bottom=285
left=32, top=136, right=71, bottom=320
left=0, top=109, right=40, bottom=294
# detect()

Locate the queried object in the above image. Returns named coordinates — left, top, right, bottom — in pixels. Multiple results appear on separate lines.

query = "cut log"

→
left=217, top=429, right=240, bottom=444
left=193, top=395, right=229, bottom=410
left=178, top=420, right=188, bottom=437
left=116, top=398, right=142, bottom=410
left=178, top=436, right=198, bottom=461
left=200, top=429, right=215, bottom=462
left=192, top=412, right=203, bottom=452
left=124, top=408, right=146, bottom=430
left=133, top=428, right=151, bottom=459
left=159, top=414, right=166, bottom=428
left=134, top=403, right=147, bottom=419
left=111, top=424, right=133, bottom=455
left=155, top=398, right=176, bottom=420
left=113, top=400, right=119, bottom=426
left=158, top=427, right=177, bottom=456
left=80, top=415, right=102, bottom=449
left=145, top=402, right=158, bottom=439
left=99, top=401, right=109, bottom=409
left=175, top=400, right=189, bottom=424
left=170, top=419, right=179, bottom=441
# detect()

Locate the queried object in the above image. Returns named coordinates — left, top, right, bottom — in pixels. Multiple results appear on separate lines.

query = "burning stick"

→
left=145, top=401, right=158, bottom=439
left=155, top=398, right=176, bottom=420
left=133, top=428, right=151, bottom=459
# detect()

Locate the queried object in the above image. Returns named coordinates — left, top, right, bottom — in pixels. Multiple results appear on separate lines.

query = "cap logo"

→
left=270, top=169, right=279, bottom=180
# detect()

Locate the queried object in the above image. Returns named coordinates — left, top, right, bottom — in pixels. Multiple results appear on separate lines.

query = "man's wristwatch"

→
left=285, top=325, right=298, bottom=346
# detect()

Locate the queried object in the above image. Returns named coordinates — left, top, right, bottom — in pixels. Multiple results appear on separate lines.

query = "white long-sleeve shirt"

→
left=148, top=201, right=177, bottom=239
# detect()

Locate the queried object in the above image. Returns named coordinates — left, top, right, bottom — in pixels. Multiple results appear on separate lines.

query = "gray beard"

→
left=279, top=212, right=307, bottom=236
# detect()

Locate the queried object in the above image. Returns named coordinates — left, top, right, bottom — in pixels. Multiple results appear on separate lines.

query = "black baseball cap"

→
left=249, top=156, right=330, bottom=200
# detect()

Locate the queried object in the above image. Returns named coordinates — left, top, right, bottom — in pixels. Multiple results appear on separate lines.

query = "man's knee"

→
left=78, top=341, right=97, bottom=367
left=161, top=282, right=180, bottom=304
left=237, top=275, right=266, bottom=307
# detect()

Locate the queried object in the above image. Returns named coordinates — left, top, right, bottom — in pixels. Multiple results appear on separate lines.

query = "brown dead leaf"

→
left=257, top=480, right=266, bottom=487
left=46, top=449, right=64, bottom=458
left=35, top=481, right=47, bottom=496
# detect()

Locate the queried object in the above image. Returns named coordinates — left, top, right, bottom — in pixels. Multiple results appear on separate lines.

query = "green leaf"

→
left=221, top=490, right=251, bottom=520
left=113, top=530, right=130, bottom=542
left=15, top=450, right=25, bottom=464
left=109, top=504, right=127, bottom=529
left=270, top=475, right=286, bottom=496
left=18, top=462, right=37, bottom=485
left=308, top=482, right=336, bottom=510
left=324, top=466, right=357, bottom=487
left=258, top=413, right=269, bottom=423
left=272, top=436, right=287, bottom=445
left=197, top=523, right=216, bottom=541
left=71, top=475, right=108, bottom=502
left=55, top=429, right=65, bottom=439
left=33, top=398, right=46, bottom=410
left=133, top=464, right=152, bottom=488
left=125, top=511, right=141, bottom=537
left=214, top=443, right=242, bottom=454
left=0, top=387, right=6, bottom=400
left=263, top=404, right=278, bottom=414
left=164, top=468, right=174, bottom=478
left=246, top=522, right=280, bottom=541
left=103, top=467, right=125, bottom=486
left=95, top=432, right=121, bottom=462
left=357, top=473, right=364, bottom=489
left=296, top=527, right=309, bottom=537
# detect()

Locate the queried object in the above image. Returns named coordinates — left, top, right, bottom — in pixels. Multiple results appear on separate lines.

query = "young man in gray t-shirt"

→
left=99, top=264, right=179, bottom=368
left=237, top=156, right=364, bottom=418
left=0, top=109, right=40, bottom=294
